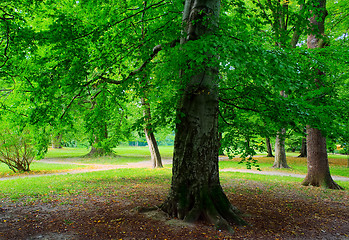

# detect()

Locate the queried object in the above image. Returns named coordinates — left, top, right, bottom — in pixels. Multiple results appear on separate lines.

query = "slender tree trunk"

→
left=266, top=137, right=274, bottom=157
left=161, top=0, right=245, bottom=232
left=141, top=98, right=163, bottom=168
left=218, top=132, right=225, bottom=156
left=273, top=91, right=289, bottom=168
left=298, top=137, right=307, bottom=157
left=273, top=128, right=289, bottom=168
left=301, top=0, right=342, bottom=190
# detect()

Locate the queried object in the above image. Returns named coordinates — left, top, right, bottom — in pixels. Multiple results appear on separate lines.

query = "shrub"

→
left=0, top=128, right=35, bottom=173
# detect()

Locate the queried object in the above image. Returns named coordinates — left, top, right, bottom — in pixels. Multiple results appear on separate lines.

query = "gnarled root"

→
left=302, top=177, right=343, bottom=190
left=160, top=185, right=247, bottom=233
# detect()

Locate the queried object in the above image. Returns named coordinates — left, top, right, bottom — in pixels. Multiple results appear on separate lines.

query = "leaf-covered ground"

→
left=1, top=171, right=348, bottom=240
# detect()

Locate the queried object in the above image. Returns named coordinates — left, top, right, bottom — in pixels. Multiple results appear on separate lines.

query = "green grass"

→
left=221, top=171, right=349, bottom=188
left=0, top=146, right=347, bottom=201
left=44, top=147, right=90, bottom=158
left=219, top=156, right=349, bottom=178
left=0, top=146, right=174, bottom=177
left=0, top=168, right=172, bottom=201
left=114, top=145, right=174, bottom=158
left=0, top=168, right=347, bottom=203
left=284, top=151, right=349, bottom=159
left=0, top=161, right=89, bottom=178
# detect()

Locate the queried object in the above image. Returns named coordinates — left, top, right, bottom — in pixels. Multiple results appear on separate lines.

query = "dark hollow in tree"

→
left=160, top=0, right=246, bottom=233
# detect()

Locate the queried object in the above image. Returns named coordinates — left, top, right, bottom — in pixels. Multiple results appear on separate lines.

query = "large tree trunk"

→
left=87, top=145, right=108, bottom=157
left=301, top=0, right=342, bottom=190
left=85, top=124, right=113, bottom=157
left=266, top=137, right=274, bottom=157
left=161, top=0, right=245, bottom=232
left=273, top=129, right=289, bottom=168
left=141, top=98, right=163, bottom=168
left=302, top=127, right=342, bottom=189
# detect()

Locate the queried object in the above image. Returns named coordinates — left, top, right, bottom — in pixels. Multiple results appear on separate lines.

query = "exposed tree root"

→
left=160, top=185, right=247, bottom=233
left=84, top=147, right=117, bottom=158
left=272, top=162, right=290, bottom=169
left=302, top=177, right=343, bottom=190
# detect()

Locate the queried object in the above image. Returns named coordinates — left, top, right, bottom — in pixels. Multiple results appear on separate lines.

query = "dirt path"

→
left=1, top=157, right=349, bottom=182
left=0, top=158, right=173, bottom=181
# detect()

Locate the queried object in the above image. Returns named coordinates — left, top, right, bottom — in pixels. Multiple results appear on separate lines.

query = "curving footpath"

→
left=1, top=158, right=348, bottom=182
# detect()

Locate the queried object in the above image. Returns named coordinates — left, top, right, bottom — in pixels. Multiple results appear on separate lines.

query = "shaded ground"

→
left=1, top=175, right=349, bottom=240
left=1, top=157, right=349, bottom=239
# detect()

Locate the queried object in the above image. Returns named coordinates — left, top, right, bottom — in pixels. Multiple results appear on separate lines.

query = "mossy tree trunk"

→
left=301, top=0, right=342, bottom=190
left=161, top=0, right=245, bottom=232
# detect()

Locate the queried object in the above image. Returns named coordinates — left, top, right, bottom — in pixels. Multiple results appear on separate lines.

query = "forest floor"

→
left=1, top=157, right=349, bottom=240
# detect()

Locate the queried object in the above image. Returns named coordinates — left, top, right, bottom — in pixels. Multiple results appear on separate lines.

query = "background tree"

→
left=301, top=0, right=343, bottom=190
left=265, top=137, right=274, bottom=157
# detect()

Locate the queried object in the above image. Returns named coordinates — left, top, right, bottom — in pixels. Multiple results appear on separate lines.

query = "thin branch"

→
left=330, top=12, right=349, bottom=31
left=60, top=79, right=93, bottom=119
left=98, top=39, right=179, bottom=85
left=219, top=97, right=259, bottom=113
left=60, top=89, right=83, bottom=120
left=0, top=27, right=10, bottom=68
left=218, top=108, right=234, bottom=126
left=72, top=1, right=167, bottom=41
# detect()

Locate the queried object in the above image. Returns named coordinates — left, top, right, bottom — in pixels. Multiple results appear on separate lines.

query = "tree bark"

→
left=52, top=133, right=62, bottom=149
left=298, top=137, right=307, bottom=157
left=161, top=0, right=245, bottom=232
left=273, top=128, right=290, bottom=168
left=266, top=137, right=274, bottom=157
left=301, top=0, right=342, bottom=190
left=85, top=124, right=113, bottom=157
left=302, top=127, right=343, bottom=189
left=141, top=98, right=163, bottom=168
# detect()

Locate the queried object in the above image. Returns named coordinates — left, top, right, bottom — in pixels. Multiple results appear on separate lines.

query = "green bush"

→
left=0, top=128, right=35, bottom=173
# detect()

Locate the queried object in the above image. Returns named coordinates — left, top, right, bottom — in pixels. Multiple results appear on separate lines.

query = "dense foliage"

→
left=0, top=0, right=347, bottom=157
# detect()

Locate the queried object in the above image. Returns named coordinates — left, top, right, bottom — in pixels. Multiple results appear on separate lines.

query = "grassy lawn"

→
left=1, top=146, right=347, bottom=180
left=0, top=162, right=89, bottom=178
left=0, top=167, right=348, bottom=202
left=44, top=147, right=90, bottom=158
left=219, top=156, right=349, bottom=178
left=0, top=146, right=174, bottom=178
left=0, top=168, right=172, bottom=201
left=1, top=149, right=348, bottom=240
